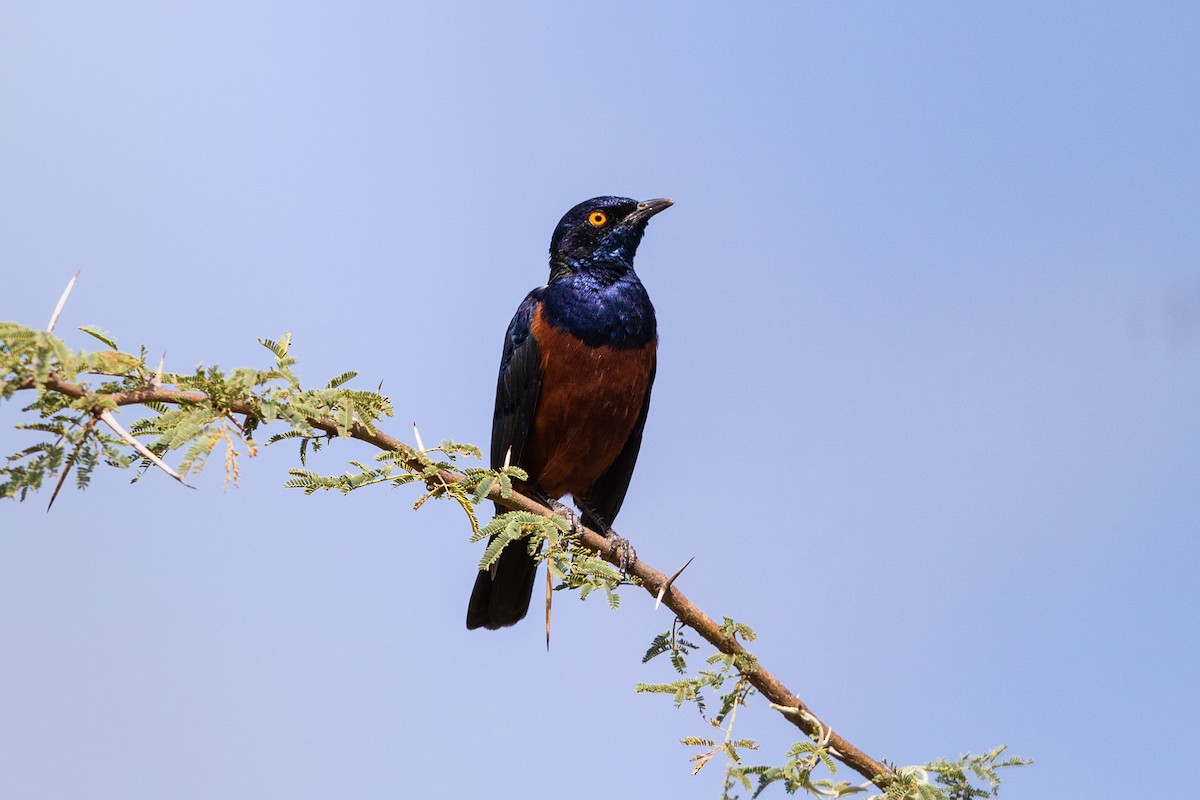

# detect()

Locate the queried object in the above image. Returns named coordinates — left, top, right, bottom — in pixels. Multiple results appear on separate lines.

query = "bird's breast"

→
left=539, top=272, right=656, bottom=348
left=525, top=304, right=656, bottom=499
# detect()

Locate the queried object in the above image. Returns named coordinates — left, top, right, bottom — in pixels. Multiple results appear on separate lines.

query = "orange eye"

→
left=588, top=210, right=607, bottom=227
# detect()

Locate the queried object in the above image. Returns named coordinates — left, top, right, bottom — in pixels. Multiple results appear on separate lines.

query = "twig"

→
left=12, top=372, right=894, bottom=789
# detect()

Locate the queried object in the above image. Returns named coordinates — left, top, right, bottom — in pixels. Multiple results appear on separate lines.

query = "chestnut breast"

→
left=524, top=304, right=656, bottom=499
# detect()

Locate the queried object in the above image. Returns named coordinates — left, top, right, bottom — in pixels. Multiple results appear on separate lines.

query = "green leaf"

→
left=326, top=370, right=358, bottom=389
left=78, top=326, right=118, bottom=350
left=87, top=350, right=142, bottom=375
left=473, top=474, right=495, bottom=504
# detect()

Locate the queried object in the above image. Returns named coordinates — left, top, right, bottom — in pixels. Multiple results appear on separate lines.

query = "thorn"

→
left=503, top=445, right=512, bottom=470
left=47, top=417, right=98, bottom=512
left=376, top=380, right=384, bottom=394
left=46, top=467, right=72, bottom=512
left=98, top=409, right=195, bottom=489
left=412, top=422, right=425, bottom=452
left=153, top=352, right=165, bottom=387
left=47, top=271, right=80, bottom=333
left=47, top=454, right=76, bottom=512
left=545, top=563, right=553, bottom=652
left=655, top=555, right=695, bottom=610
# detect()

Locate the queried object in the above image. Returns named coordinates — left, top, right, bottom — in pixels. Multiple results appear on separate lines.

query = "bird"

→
left=466, top=195, right=672, bottom=630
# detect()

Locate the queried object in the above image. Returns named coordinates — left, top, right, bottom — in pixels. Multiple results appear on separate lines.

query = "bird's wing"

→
left=490, top=290, right=543, bottom=472
left=579, top=358, right=656, bottom=532
left=468, top=291, right=546, bottom=631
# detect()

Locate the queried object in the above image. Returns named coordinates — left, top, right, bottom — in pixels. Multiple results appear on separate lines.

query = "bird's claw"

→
left=606, top=533, right=637, bottom=573
left=548, top=499, right=584, bottom=537
left=541, top=494, right=634, bottom=572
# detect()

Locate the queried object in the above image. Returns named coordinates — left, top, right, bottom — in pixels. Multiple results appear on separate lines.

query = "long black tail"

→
left=466, top=532, right=538, bottom=630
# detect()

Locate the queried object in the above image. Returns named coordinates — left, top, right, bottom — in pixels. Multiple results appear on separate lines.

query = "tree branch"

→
left=15, top=372, right=894, bottom=789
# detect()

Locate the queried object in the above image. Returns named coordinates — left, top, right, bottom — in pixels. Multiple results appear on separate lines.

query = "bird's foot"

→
left=573, top=497, right=637, bottom=574
left=541, top=496, right=584, bottom=538
left=604, top=531, right=637, bottom=573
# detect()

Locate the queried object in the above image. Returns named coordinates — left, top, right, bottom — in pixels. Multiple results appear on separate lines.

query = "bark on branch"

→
left=16, top=373, right=894, bottom=788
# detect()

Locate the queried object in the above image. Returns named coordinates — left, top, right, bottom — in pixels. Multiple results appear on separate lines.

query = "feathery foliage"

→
left=638, top=616, right=1028, bottom=799
left=1, top=323, right=396, bottom=497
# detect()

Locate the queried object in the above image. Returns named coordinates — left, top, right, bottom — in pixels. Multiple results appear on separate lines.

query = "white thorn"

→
left=98, top=409, right=194, bottom=488
left=154, top=353, right=165, bottom=387
left=413, top=422, right=425, bottom=452
left=47, top=271, right=79, bottom=333
left=503, top=445, right=512, bottom=470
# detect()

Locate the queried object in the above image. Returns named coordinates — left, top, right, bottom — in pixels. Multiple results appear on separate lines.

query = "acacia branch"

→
left=16, top=373, right=894, bottom=789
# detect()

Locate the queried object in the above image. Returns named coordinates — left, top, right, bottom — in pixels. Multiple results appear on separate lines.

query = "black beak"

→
left=626, top=197, right=674, bottom=225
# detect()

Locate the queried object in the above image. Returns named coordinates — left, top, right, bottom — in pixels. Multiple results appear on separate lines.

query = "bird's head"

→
left=548, top=196, right=672, bottom=279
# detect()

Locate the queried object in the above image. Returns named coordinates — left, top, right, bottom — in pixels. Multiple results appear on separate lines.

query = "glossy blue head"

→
left=548, top=196, right=673, bottom=280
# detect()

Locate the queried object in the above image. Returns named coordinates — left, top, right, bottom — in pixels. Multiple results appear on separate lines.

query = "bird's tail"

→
left=466, top=515, right=539, bottom=630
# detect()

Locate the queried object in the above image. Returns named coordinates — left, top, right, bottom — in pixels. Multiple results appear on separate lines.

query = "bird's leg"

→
left=530, top=491, right=636, bottom=572
left=576, top=498, right=637, bottom=573
left=530, top=489, right=584, bottom=538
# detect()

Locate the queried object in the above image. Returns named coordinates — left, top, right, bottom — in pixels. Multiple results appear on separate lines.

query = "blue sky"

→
left=2, top=2, right=1197, bottom=797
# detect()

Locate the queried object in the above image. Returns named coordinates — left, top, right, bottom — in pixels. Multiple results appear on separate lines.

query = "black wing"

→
left=468, top=290, right=544, bottom=630
left=489, top=290, right=543, bottom=472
